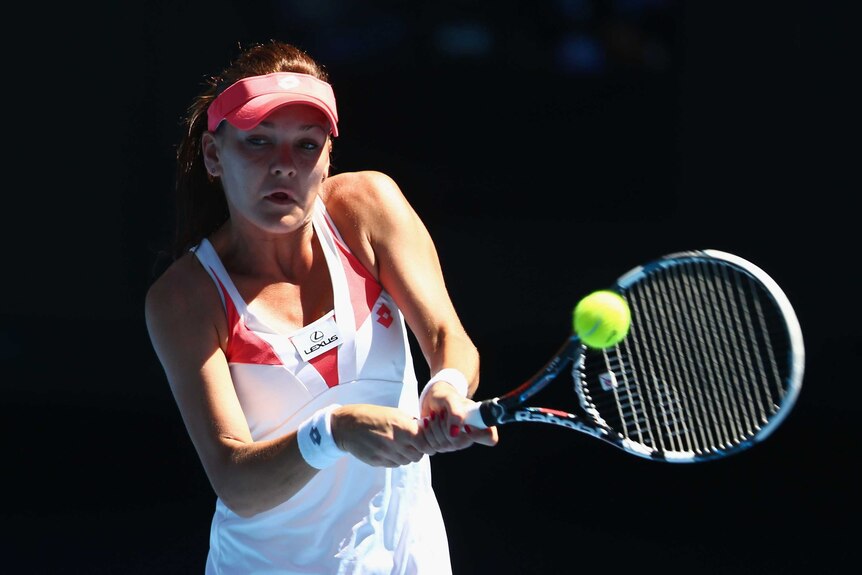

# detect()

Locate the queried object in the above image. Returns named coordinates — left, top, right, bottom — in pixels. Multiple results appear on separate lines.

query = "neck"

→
left=211, top=218, right=319, bottom=282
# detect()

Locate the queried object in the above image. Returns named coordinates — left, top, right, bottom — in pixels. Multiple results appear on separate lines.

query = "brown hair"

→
left=171, top=40, right=331, bottom=260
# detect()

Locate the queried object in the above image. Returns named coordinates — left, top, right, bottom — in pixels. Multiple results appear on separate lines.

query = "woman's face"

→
left=203, top=104, right=332, bottom=234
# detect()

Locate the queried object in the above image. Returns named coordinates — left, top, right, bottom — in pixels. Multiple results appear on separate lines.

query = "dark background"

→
left=5, top=1, right=856, bottom=573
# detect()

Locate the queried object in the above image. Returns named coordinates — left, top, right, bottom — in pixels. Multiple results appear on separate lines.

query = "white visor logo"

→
left=278, top=76, right=301, bottom=90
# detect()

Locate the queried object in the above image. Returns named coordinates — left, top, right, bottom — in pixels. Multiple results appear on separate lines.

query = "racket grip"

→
left=463, top=400, right=491, bottom=429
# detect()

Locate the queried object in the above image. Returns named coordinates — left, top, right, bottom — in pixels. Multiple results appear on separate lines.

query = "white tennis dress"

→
left=193, top=198, right=452, bottom=575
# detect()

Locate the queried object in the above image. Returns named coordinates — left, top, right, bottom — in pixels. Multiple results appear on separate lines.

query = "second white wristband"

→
left=419, top=368, right=469, bottom=407
left=297, top=404, right=346, bottom=470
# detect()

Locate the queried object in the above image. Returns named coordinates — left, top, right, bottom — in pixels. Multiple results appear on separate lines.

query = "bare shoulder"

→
left=318, top=171, right=419, bottom=278
left=144, top=253, right=221, bottom=335
left=322, top=170, right=408, bottom=213
left=322, top=170, right=417, bottom=234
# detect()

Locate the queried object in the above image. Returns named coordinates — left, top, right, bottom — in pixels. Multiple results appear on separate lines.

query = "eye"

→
left=245, top=135, right=271, bottom=146
left=298, top=139, right=323, bottom=151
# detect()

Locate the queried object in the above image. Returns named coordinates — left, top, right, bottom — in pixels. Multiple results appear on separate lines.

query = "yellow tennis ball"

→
left=573, top=290, right=631, bottom=349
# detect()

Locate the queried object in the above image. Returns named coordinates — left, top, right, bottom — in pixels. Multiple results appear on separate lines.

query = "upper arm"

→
left=325, top=171, right=479, bottom=389
left=144, top=257, right=253, bottom=486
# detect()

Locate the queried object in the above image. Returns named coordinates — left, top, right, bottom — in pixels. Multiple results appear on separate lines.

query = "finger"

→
left=408, top=424, right=437, bottom=455
left=423, top=410, right=450, bottom=447
left=364, top=453, right=407, bottom=468
left=383, top=428, right=430, bottom=463
left=427, top=412, right=455, bottom=451
left=377, top=449, right=421, bottom=467
left=428, top=414, right=469, bottom=452
left=466, top=425, right=499, bottom=447
left=401, top=444, right=429, bottom=462
left=395, top=416, right=438, bottom=457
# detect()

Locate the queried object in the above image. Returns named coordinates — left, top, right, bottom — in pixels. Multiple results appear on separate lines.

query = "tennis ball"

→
left=573, top=290, right=631, bottom=349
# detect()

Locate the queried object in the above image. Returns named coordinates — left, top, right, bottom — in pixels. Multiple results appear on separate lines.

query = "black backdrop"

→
left=5, top=1, right=856, bottom=573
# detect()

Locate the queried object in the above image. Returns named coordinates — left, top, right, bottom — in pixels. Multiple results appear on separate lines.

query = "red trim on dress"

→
left=320, top=215, right=383, bottom=328
left=310, top=350, right=339, bottom=388
left=213, top=274, right=283, bottom=365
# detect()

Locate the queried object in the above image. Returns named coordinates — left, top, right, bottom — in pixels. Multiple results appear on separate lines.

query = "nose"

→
left=271, top=143, right=296, bottom=177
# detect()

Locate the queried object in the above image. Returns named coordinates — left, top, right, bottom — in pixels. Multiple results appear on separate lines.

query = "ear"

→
left=201, top=131, right=222, bottom=178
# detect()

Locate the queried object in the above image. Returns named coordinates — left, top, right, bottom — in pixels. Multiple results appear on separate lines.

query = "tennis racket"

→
left=464, top=249, right=805, bottom=463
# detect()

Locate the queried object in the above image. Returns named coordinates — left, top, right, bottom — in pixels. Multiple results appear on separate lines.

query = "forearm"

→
left=425, top=327, right=480, bottom=397
left=208, top=403, right=433, bottom=516
left=207, top=432, right=318, bottom=517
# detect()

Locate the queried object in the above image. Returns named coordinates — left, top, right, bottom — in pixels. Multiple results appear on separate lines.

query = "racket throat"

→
left=479, top=399, right=594, bottom=432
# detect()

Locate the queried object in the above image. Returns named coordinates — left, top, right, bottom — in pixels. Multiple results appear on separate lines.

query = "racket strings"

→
left=626, top=279, right=686, bottom=454
left=640, top=266, right=705, bottom=453
left=685, top=261, right=742, bottom=448
left=579, top=259, right=790, bottom=458
left=713, top=264, right=770, bottom=433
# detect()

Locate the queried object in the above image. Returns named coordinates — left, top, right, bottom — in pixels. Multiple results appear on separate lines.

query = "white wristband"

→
left=297, top=404, right=346, bottom=470
left=419, top=368, right=470, bottom=407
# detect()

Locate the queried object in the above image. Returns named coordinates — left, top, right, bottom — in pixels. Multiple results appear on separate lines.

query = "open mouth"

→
left=265, top=192, right=292, bottom=204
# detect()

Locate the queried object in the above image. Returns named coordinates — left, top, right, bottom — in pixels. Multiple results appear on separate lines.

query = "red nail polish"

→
left=465, top=425, right=472, bottom=433
left=423, top=418, right=429, bottom=427
left=430, top=411, right=436, bottom=421
left=450, top=425, right=459, bottom=437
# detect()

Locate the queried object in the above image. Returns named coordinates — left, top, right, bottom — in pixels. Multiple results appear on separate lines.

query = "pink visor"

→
left=207, top=72, right=339, bottom=136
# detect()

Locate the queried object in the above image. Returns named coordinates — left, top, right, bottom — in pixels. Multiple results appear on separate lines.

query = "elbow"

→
left=209, top=464, right=307, bottom=518
left=203, top=442, right=276, bottom=517
left=215, top=484, right=271, bottom=518
left=228, top=503, right=264, bottom=519
left=203, top=438, right=314, bottom=517
left=208, top=463, right=273, bottom=518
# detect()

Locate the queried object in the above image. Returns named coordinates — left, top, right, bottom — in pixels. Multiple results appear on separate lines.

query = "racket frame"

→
left=463, top=249, right=805, bottom=463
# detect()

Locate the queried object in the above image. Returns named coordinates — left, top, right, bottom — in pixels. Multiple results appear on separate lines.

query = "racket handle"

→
left=463, top=400, right=492, bottom=429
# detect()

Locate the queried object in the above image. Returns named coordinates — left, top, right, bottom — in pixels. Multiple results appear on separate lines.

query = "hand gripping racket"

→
left=464, top=249, right=805, bottom=462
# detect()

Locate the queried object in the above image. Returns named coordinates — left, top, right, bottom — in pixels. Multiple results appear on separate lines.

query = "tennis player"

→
left=145, top=40, right=497, bottom=574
